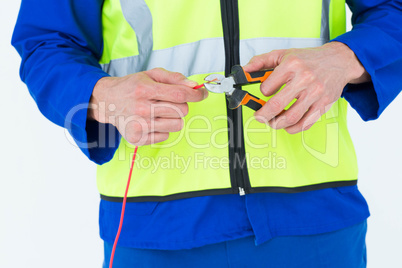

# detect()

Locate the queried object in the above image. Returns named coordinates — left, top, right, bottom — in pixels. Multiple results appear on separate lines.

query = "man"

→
left=12, top=0, right=402, bottom=267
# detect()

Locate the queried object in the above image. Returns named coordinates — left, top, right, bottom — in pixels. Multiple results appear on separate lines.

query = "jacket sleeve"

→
left=12, top=0, right=121, bottom=164
left=332, top=0, right=402, bottom=121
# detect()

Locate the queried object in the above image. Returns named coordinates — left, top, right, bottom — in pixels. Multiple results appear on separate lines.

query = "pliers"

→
left=204, top=65, right=273, bottom=111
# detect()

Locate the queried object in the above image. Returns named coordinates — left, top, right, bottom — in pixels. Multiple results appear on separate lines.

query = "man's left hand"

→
left=243, top=41, right=370, bottom=134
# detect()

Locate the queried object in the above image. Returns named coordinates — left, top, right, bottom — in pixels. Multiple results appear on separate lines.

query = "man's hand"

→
left=243, top=41, right=370, bottom=134
left=88, top=68, right=208, bottom=145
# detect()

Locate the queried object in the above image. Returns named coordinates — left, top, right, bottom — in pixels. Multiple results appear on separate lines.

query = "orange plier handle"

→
left=228, top=65, right=273, bottom=111
left=231, top=65, right=273, bottom=85
left=228, top=90, right=266, bottom=110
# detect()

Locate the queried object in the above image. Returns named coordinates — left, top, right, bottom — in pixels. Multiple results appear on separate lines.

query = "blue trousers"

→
left=104, top=220, right=367, bottom=268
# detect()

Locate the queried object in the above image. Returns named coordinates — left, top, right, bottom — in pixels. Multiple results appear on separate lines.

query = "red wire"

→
left=193, top=84, right=204, bottom=89
left=109, top=146, right=139, bottom=268
left=109, top=83, right=202, bottom=266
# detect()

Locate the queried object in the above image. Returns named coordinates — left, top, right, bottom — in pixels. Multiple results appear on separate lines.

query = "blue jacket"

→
left=12, top=0, right=402, bottom=249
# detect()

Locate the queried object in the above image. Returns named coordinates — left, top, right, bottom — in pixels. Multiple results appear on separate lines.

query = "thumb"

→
left=243, top=49, right=285, bottom=72
left=179, top=78, right=198, bottom=88
left=145, top=68, right=197, bottom=87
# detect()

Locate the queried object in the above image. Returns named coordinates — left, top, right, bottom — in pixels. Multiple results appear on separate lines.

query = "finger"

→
left=145, top=68, right=198, bottom=87
left=243, top=50, right=286, bottom=73
left=254, top=84, right=299, bottom=122
left=153, top=83, right=208, bottom=103
left=149, top=102, right=189, bottom=119
left=150, top=118, right=184, bottom=133
left=127, top=132, right=170, bottom=146
left=122, top=118, right=179, bottom=145
left=283, top=104, right=324, bottom=134
left=268, top=93, right=314, bottom=129
left=258, top=64, right=292, bottom=96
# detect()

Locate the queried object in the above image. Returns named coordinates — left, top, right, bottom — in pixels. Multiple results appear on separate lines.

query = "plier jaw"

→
left=204, top=74, right=236, bottom=95
left=203, top=65, right=273, bottom=111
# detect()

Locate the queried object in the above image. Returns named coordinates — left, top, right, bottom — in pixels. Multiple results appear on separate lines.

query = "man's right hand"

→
left=88, top=68, right=208, bottom=146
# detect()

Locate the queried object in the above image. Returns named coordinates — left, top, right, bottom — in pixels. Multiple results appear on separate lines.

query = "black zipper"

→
left=220, top=0, right=251, bottom=195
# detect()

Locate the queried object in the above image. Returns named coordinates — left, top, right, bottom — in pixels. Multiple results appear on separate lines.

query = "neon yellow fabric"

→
left=238, top=0, right=322, bottom=39
left=241, top=83, right=357, bottom=188
left=97, top=74, right=233, bottom=197
left=329, top=0, right=347, bottom=39
left=99, top=0, right=139, bottom=64
left=145, top=0, right=223, bottom=50
left=97, top=0, right=357, bottom=199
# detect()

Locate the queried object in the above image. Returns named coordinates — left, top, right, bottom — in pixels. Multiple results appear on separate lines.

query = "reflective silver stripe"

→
left=101, top=37, right=326, bottom=77
left=321, top=0, right=331, bottom=41
left=101, top=37, right=226, bottom=77
left=239, top=37, right=326, bottom=65
left=119, top=0, right=153, bottom=62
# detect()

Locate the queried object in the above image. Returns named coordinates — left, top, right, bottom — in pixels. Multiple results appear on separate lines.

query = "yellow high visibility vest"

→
left=97, top=0, right=358, bottom=202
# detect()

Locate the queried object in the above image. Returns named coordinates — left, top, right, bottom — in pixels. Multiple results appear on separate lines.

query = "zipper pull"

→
left=238, top=187, right=245, bottom=196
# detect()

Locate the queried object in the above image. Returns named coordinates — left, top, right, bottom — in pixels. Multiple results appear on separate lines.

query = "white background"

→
left=1, top=1, right=401, bottom=267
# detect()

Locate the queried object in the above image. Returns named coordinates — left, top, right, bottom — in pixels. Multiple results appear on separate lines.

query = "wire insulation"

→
left=109, top=146, right=139, bottom=268
left=109, top=83, right=202, bottom=266
left=193, top=84, right=205, bottom=89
